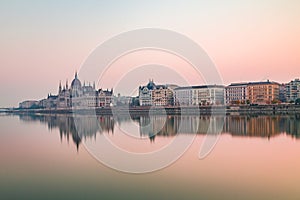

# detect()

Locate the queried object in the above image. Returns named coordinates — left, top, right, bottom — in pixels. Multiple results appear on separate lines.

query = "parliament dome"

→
left=71, top=72, right=82, bottom=88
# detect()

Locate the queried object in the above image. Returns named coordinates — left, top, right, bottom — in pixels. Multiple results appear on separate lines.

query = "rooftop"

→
left=174, top=85, right=225, bottom=90
left=248, top=80, right=279, bottom=85
left=227, top=82, right=249, bottom=87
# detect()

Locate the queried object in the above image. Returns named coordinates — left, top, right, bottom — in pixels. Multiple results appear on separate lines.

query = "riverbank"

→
left=3, top=104, right=300, bottom=115
left=227, top=104, right=300, bottom=115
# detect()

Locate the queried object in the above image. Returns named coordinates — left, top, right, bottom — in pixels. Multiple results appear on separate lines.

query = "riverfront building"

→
left=20, top=74, right=300, bottom=109
left=225, top=81, right=282, bottom=105
left=174, top=85, right=225, bottom=106
left=247, top=81, right=280, bottom=104
left=138, top=80, right=177, bottom=106
left=225, top=83, right=248, bottom=105
left=20, top=72, right=113, bottom=109
left=138, top=80, right=156, bottom=106
left=279, top=84, right=287, bottom=103
left=285, top=78, right=300, bottom=102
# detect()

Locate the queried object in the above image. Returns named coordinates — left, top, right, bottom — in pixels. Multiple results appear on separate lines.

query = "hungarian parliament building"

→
left=20, top=72, right=113, bottom=109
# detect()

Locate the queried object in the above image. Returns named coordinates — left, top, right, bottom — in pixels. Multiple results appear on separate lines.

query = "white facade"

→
left=173, top=87, right=192, bottom=106
left=285, top=79, right=300, bottom=102
left=174, top=85, right=225, bottom=106
left=225, top=83, right=248, bottom=105
left=139, top=87, right=152, bottom=106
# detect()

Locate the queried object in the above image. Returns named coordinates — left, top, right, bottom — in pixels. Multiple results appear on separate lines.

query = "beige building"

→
left=139, top=80, right=177, bottom=106
left=247, top=81, right=279, bottom=104
left=98, top=89, right=113, bottom=107
left=152, top=84, right=177, bottom=106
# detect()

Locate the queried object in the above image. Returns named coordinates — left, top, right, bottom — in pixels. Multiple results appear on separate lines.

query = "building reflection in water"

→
left=223, top=115, right=300, bottom=139
left=18, top=114, right=115, bottom=151
left=17, top=114, right=300, bottom=150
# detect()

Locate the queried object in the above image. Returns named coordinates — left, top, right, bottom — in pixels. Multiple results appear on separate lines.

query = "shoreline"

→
left=3, top=104, right=300, bottom=115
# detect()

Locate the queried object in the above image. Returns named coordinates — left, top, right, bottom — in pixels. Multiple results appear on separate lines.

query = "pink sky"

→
left=0, top=1, right=299, bottom=107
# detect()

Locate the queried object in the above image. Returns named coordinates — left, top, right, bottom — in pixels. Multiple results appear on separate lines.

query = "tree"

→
left=271, top=99, right=280, bottom=104
left=295, top=98, right=300, bottom=105
left=130, top=97, right=140, bottom=107
left=29, top=104, right=42, bottom=109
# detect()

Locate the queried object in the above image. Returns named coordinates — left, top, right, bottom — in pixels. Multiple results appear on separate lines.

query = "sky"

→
left=0, top=0, right=300, bottom=107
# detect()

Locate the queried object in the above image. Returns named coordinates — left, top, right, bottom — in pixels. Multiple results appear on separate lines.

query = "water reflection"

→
left=16, top=114, right=300, bottom=150
left=223, top=115, right=300, bottom=139
left=18, top=114, right=115, bottom=150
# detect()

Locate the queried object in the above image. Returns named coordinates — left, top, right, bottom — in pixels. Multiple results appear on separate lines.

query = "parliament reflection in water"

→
left=18, top=114, right=300, bottom=149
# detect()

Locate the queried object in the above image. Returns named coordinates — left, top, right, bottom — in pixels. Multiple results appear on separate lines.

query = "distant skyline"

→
left=0, top=0, right=300, bottom=107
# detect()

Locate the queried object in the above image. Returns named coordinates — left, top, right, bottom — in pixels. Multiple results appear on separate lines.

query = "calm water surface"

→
left=1, top=113, right=300, bottom=200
